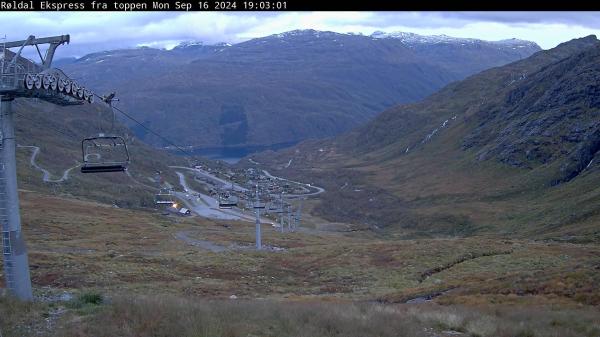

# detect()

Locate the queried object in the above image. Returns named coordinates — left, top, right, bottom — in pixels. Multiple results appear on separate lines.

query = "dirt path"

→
left=125, top=170, right=158, bottom=191
left=419, top=250, right=513, bottom=282
left=173, top=231, right=228, bottom=252
left=18, top=145, right=79, bottom=183
left=173, top=230, right=285, bottom=252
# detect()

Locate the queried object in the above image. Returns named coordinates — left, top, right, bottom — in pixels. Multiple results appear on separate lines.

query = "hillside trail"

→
left=18, top=145, right=79, bottom=183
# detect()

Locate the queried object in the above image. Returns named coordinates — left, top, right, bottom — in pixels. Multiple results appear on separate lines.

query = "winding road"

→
left=18, top=145, right=79, bottom=183
left=169, top=166, right=247, bottom=192
left=174, top=171, right=276, bottom=225
left=262, top=169, right=325, bottom=197
left=170, top=165, right=324, bottom=198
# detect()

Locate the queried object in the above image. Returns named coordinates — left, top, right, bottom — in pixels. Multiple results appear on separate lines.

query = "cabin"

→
left=166, top=206, right=191, bottom=216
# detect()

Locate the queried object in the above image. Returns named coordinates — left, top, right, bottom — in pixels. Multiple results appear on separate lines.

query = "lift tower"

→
left=0, top=35, right=92, bottom=300
left=253, top=184, right=265, bottom=250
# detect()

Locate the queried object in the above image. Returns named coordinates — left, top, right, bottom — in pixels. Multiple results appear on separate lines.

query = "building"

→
left=166, top=205, right=191, bottom=216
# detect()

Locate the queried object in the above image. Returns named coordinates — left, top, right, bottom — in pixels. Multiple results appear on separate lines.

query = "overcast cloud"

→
left=1, top=11, right=599, bottom=58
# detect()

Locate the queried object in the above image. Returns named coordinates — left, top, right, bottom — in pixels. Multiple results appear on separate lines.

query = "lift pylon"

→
left=0, top=35, right=91, bottom=300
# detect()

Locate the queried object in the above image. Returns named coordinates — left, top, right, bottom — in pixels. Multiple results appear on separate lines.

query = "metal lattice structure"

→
left=0, top=35, right=93, bottom=300
left=0, top=35, right=93, bottom=105
left=0, top=161, right=15, bottom=292
left=253, top=184, right=266, bottom=250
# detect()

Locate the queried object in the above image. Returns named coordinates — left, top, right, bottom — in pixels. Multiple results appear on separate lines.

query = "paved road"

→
left=175, top=171, right=276, bottom=225
left=169, top=166, right=247, bottom=192
left=174, top=172, right=244, bottom=221
left=171, top=165, right=324, bottom=198
left=262, top=169, right=325, bottom=197
left=18, top=145, right=79, bottom=183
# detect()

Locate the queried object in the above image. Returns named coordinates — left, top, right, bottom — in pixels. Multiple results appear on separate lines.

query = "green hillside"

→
left=62, top=30, right=540, bottom=149
left=13, top=98, right=186, bottom=208
left=247, top=36, right=600, bottom=242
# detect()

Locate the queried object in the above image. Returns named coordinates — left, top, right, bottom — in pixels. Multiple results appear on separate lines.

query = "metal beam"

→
left=254, top=185, right=262, bottom=250
left=1, top=35, right=69, bottom=49
left=0, top=97, right=33, bottom=300
left=1, top=35, right=70, bottom=70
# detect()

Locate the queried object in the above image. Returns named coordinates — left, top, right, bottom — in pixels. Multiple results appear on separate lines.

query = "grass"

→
left=7, top=36, right=600, bottom=336
left=67, top=292, right=104, bottom=308
left=0, top=191, right=597, bottom=335
left=1, top=293, right=598, bottom=337
left=1, top=191, right=596, bottom=304
left=14, top=98, right=188, bottom=210
left=244, top=43, right=600, bottom=241
left=58, top=295, right=422, bottom=337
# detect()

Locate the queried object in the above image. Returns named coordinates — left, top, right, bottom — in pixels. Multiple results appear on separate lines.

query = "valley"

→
left=249, top=35, right=600, bottom=242
left=61, top=30, right=540, bottom=150
left=0, top=22, right=599, bottom=337
left=1, top=191, right=599, bottom=336
left=7, top=130, right=600, bottom=335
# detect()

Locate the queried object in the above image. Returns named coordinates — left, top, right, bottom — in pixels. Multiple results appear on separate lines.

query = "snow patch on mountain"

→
left=370, top=31, right=538, bottom=49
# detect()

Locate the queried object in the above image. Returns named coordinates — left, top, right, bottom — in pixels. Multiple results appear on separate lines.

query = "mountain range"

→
left=13, top=98, right=185, bottom=208
left=60, top=30, right=540, bottom=151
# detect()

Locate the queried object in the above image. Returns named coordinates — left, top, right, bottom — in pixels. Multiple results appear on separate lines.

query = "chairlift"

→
left=254, top=199, right=266, bottom=209
left=80, top=134, right=130, bottom=173
left=218, top=183, right=239, bottom=209
left=218, top=193, right=238, bottom=209
left=155, top=188, right=174, bottom=205
left=81, top=93, right=129, bottom=173
left=274, top=201, right=286, bottom=214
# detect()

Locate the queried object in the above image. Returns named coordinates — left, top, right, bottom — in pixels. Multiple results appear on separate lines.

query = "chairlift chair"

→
left=254, top=199, right=266, bottom=209
left=218, top=183, right=239, bottom=209
left=80, top=134, right=130, bottom=173
left=218, top=193, right=238, bottom=209
left=274, top=201, right=286, bottom=214
left=155, top=188, right=175, bottom=205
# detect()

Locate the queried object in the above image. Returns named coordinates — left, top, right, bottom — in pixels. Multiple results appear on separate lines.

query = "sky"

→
left=1, top=11, right=599, bottom=58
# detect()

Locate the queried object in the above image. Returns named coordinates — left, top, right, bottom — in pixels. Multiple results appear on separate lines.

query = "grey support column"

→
left=0, top=97, right=33, bottom=300
left=255, top=186, right=262, bottom=250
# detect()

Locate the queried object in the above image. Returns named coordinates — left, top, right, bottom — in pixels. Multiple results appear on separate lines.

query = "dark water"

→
left=173, top=141, right=298, bottom=164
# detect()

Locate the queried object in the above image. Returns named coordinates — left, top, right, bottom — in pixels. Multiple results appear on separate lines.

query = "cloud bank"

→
left=1, top=11, right=598, bottom=58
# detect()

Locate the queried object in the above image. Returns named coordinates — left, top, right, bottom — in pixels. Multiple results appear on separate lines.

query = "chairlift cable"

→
left=92, top=93, right=194, bottom=157
left=107, top=98, right=116, bottom=134
left=14, top=112, right=79, bottom=141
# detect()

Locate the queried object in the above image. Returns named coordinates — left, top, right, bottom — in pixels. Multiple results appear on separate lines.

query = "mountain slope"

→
left=247, top=35, right=600, bottom=241
left=13, top=97, right=186, bottom=208
left=61, top=30, right=540, bottom=150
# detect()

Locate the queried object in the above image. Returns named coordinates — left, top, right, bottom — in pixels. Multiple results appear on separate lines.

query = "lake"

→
left=172, top=141, right=298, bottom=164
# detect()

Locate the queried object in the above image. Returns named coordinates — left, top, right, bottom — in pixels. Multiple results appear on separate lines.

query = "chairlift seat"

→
left=219, top=201, right=238, bottom=208
left=219, top=196, right=238, bottom=208
left=155, top=190, right=175, bottom=205
left=81, top=135, right=130, bottom=174
left=81, top=164, right=127, bottom=173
